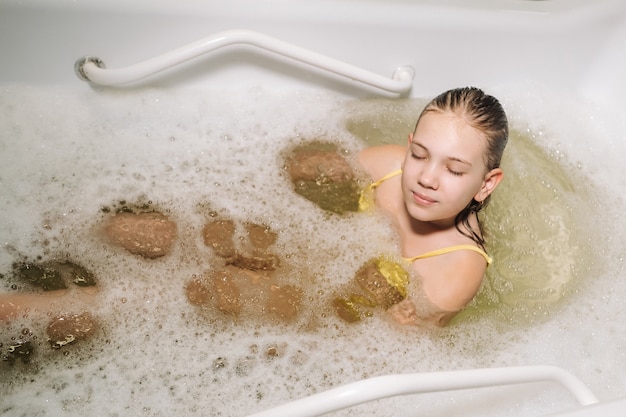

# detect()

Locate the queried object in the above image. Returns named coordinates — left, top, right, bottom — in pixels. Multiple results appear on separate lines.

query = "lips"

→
left=412, top=191, right=437, bottom=206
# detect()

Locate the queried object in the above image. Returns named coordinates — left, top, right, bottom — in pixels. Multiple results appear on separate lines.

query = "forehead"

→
left=414, top=111, right=487, bottom=161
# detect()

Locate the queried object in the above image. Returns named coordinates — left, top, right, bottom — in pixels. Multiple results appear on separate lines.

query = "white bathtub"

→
left=2, top=0, right=625, bottom=102
left=1, top=1, right=626, bottom=416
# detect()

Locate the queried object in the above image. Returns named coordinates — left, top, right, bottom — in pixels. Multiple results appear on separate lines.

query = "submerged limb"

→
left=334, top=256, right=409, bottom=323
left=46, top=311, right=98, bottom=349
left=0, top=291, right=61, bottom=321
left=386, top=298, right=418, bottom=325
left=1, top=288, right=100, bottom=363
left=2, top=259, right=98, bottom=322
left=184, top=266, right=304, bottom=323
left=104, top=211, right=177, bottom=259
left=334, top=256, right=458, bottom=327
left=0, top=286, right=98, bottom=323
left=284, top=141, right=363, bottom=214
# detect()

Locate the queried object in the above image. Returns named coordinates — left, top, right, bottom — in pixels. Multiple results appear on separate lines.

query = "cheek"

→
left=400, top=154, right=413, bottom=173
left=462, top=177, right=486, bottom=201
left=447, top=177, right=483, bottom=203
left=401, top=156, right=422, bottom=178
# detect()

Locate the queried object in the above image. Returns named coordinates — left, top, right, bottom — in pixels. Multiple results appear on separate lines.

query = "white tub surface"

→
left=1, top=0, right=625, bottom=103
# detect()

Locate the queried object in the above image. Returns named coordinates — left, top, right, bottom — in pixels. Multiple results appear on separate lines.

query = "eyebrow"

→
left=411, top=141, right=473, bottom=167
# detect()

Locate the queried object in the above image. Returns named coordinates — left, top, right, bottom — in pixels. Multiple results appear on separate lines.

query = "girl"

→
left=358, top=87, right=508, bottom=326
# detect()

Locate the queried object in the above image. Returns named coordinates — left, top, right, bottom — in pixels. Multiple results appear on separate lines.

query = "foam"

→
left=1, top=84, right=625, bottom=417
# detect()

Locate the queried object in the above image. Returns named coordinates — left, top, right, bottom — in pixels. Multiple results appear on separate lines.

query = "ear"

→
left=474, top=168, right=504, bottom=202
left=407, top=133, right=413, bottom=147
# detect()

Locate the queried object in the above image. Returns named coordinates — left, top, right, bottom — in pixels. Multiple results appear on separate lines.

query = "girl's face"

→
left=401, top=110, right=502, bottom=228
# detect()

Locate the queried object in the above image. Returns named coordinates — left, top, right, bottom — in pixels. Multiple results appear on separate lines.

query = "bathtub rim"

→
left=1, top=0, right=626, bottom=108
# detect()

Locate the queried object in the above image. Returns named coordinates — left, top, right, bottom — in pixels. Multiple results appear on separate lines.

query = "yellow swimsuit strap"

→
left=404, top=244, right=493, bottom=266
left=359, top=169, right=403, bottom=212
left=369, top=168, right=403, bottom=190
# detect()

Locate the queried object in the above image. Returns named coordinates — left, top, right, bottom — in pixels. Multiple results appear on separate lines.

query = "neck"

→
left=394, top=206, right=451, bottom=248
left=395, top=205, right=482, bottom=253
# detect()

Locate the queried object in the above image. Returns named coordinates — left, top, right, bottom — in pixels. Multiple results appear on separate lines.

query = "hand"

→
left=387, top=298, right=418, bottom=325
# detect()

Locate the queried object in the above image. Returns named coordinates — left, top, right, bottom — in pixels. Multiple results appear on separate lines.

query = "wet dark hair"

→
left=415, top=87, right=509, bottom=248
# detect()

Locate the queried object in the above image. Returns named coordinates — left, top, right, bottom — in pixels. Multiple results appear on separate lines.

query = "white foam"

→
left=1, top=84, right=625, bottom=417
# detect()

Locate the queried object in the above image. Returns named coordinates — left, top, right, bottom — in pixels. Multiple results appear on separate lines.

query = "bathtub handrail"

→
left=74, top=29, right=415, bottom=95
left=244, top=365, right=598, bottom=417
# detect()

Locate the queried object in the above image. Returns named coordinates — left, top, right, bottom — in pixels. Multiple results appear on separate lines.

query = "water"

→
left=0, top=84, right=624, bottom=417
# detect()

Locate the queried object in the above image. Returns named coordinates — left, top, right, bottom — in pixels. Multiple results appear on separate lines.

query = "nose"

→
left=417, top=162, right=439, bottom=190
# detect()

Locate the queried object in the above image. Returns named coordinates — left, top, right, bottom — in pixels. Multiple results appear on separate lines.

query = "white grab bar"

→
left=74, top=29, right=415, bottom=95
left=245, top=366, right=598, bottom=417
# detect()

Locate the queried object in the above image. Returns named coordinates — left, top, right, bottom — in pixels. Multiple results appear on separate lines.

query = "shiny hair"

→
left=415, top=87, right=509, bottom=248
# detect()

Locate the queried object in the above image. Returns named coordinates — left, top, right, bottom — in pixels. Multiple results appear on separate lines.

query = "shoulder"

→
left=358, top=144, right=406, bottom=180
left=415, top=250, right=487, bottom=313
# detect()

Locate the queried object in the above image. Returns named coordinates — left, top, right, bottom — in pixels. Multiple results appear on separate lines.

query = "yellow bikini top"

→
left=359, top=169, right=492, bottom=266
left=375, top=245, right=492, bottom=299
left=358, top=168, right=403, bottom=212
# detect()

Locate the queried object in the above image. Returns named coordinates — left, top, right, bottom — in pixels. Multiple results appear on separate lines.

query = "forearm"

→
left=0, top=288, right=97, bottom=322
left=386, top=296, right=457, bottom=327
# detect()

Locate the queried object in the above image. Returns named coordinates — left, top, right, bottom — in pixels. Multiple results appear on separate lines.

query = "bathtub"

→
left=1, top=0, right=626, bottom=416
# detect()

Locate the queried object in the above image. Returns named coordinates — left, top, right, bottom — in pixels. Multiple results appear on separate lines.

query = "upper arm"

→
left=358, top=144, right=406, bottom=180
left=417, top=251, right=487, bottom=313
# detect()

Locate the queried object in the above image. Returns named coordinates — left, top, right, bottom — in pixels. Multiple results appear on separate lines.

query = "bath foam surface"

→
left=0, top=84, right=624, bottom=417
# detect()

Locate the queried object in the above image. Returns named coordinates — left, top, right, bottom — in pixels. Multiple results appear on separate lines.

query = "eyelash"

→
left=411, top=152, right=464, bottom=176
